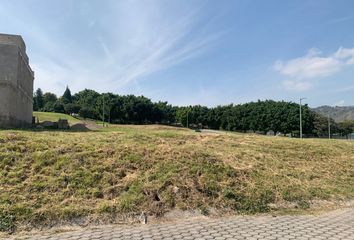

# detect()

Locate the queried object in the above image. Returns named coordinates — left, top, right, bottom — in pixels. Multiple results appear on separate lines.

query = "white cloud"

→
left=335, top=100, right=345, bottom=106
left=282, top=80, right=312, bottom=91
left=334, top=47, right=354, bottom=65
left=274, top=47, right=354, bottom=91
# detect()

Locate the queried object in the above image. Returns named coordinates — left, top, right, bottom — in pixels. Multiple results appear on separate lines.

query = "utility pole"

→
left=186, top=108, right=189, bottom=128
left=102, top=96, right=105, bottom=127
left=299, top=98, right=306, bottom=139
left=328, top=113, right=331, bottom=139
left=109, top=108, right=111, bottom=125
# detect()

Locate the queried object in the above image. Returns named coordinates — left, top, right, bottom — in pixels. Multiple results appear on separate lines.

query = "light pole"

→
left=102, top=96, right=105, bottom=127
left=299, top=98, right=306, bottom=139
left=328, top=113, right=331, bottom=139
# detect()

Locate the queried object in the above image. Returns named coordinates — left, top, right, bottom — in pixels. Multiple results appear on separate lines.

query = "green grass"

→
left=33, top=112, right=81, bottom=125
left=0, top=125, right=353, bottom=232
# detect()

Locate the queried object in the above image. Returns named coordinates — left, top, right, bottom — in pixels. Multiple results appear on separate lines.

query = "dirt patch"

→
left=81, top=121, right=102, bottom=130
left=70, top=123, right=90, bottom=131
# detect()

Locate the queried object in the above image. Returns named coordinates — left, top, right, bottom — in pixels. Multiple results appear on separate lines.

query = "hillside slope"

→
left=0, top=126, right=353, bottom=232
left=313, top=106, right=354, bottom=122
left=33, top=112, right=81, bottom=125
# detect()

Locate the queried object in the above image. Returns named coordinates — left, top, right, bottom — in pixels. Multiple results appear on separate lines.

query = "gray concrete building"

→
left=0, top=33, right=34, bottom=128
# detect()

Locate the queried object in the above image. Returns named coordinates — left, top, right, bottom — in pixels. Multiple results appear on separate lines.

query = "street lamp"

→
left=102, top=96, right=105, bottom=127
left=328, top=113, right=331, bottom=139
left=299, top=98, right=306, bottom=139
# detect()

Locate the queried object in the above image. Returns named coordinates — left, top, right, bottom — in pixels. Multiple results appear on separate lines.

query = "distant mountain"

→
left=313, top=106, right=354, bottom=122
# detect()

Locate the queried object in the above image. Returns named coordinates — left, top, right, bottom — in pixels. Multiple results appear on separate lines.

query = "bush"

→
left=64, top=103, right=81, bottom=115
left=79, top=107, right=96, bottom=119
left=53, top=101, right=65, bottom=113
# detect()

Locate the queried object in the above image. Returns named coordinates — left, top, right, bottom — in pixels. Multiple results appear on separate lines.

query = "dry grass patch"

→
left=0, top=126, right=353, bottom=232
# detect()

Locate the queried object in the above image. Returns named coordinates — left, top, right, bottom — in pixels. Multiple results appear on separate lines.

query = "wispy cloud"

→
left=282, top=80, right=312, bottom=91
left=333, top=84, right=354, bottom=93
left=96, top=1, right=224, bottom=89
left=0, top=1, right=223, bottom=95
left=327, top=15, right=354, bottom=25
left=273, top=47, right=354, bottom=91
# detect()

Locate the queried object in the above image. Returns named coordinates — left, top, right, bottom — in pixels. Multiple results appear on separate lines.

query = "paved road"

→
left=7, top=208, right=354, bottom=240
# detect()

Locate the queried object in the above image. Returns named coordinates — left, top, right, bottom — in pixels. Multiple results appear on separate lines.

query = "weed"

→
left=0, top=211, right=15, bottom=232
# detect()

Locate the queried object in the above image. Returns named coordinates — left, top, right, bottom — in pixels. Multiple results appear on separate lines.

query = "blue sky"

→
left=1, top=0, right=354, bottom=107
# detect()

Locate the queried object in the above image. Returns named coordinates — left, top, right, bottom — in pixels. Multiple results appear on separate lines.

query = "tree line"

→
left=33, top=87, right=354, bottom=137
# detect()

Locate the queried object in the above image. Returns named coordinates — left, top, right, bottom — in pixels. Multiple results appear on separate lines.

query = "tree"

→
left=34, top=88, right=44, bottom=110
left=73, top=89, right=100, bottom=107
left=95, top=93, right=116, bottom=123
left=79, top=107, right=96, bottom=119
left=62, top=86, right=72, bottom=104
left=153, top=102, right=176, bottom=123
left=41, top=92, right=58, bottom=112
left=53, top=100, right=65, bottom=113
left=42, top=102, right=56, bottom=112
left=312, top=112, right=336, bottom=137
left=33, top=93, right=38, bottom=111
left=338, top=120, right=354, bottom=137
left=176, top=107, right=189, bottom=127
left=64, top=103, right=81, bottom=115
left=43, top=92, right=57, bottom=104
left=32, top=88, right=323, bottom=136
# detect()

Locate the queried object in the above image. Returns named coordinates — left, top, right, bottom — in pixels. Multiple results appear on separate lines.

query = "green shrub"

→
left=0, top=211, right=15, bottom=232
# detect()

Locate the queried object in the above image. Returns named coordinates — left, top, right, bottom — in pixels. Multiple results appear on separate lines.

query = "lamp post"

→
left=328, top=113, right=331, bottom=139
left=299, top=98, right=306, bottom=139
left=102, top=96, right=105, bottom=127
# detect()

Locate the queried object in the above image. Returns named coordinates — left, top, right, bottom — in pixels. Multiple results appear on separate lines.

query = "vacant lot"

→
left=0, top=125, right=353, bottom=232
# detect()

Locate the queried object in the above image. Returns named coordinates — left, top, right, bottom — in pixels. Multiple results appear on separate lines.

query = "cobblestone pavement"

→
left=7, top=208, right=354, bottom=240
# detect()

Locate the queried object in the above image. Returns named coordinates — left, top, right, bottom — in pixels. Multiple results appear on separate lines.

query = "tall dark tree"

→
left=53, top=101, right=65, bottom=113
left=62, top=86, right=72, bottom=104
left=337, top=120, right=354, bottom=137
left=79, top=107, right=96, bottom=119
left=73, top=89, right=100, bottom=107
left=33, top=93, right=38, bottom=111
left=43, top=92, right=57, bottom=104
left=95, top=93, right=116, bottom=123
left=64, top=103, right=81, bottom=115
left=41, top=92, right=58, bottom=112
left=34, top=88, right=44, bottom=110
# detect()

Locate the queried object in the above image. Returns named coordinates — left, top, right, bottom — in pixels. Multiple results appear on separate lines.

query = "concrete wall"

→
left=0, top=33, right=27, bottom=62
left=0, top=34, right=34, bottom=128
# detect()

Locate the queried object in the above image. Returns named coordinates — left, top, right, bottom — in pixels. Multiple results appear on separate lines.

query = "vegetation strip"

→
left=32, top=87, right=354, bottom=137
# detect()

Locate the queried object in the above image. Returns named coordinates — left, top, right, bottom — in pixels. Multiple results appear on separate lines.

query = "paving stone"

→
left=5, top=208, right=354, bottom=240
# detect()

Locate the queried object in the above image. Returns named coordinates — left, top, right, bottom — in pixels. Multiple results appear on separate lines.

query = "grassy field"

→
left=0, top=124, right=354, bottom=232
left=33, top=112, right=82, bottom=125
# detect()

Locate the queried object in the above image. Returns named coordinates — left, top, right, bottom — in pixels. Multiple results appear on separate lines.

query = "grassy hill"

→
left=33, top=111, right=82, bottom=125
left=0, top=125, right=353, bottom=232
left=313, top=106, right=354, bottom=122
